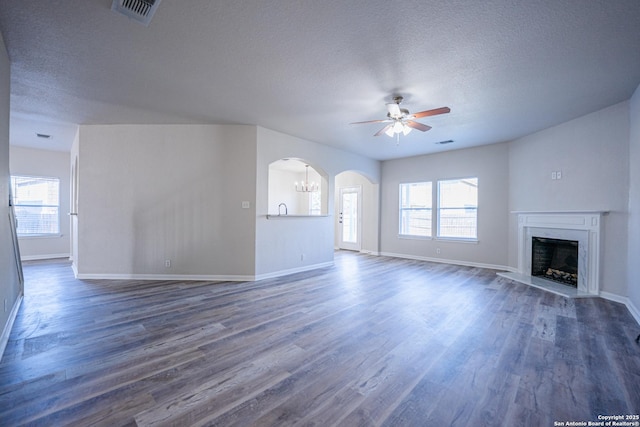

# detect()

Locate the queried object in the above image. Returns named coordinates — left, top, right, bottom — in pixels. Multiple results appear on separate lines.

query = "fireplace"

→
left=531, top=237, right=578, bottom=287
left=497, top=211, right=606, bottom=298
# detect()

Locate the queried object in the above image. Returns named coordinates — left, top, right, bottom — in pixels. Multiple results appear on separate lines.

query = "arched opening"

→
left=334, top=170, right=379, bottom=254
left=268, top=158, right=328, bottom=216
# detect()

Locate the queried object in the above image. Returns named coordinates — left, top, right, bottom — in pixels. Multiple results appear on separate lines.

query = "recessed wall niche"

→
left=268, top=159, right=328, bottom=216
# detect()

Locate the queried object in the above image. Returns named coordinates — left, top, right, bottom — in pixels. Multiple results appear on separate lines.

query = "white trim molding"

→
left=600, top=292, right=640, bottom=326
left=77, top=261, right=335, bottom=283
left=626, top=298, right=640, bottom=326
left=21, top=253, right=70, bottom=261
left=0, top=294, right=23, bottom=361
left=359, top=249, right=381, bottom=256
left=380, top=251, right=509, bottom=272
left=254, top=261, right=335, bottom=281
left=76, top=273, right=256, bottom=282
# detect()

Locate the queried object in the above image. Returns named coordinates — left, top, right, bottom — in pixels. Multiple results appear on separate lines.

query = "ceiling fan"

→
left=351, top=96, right=450, bottom=141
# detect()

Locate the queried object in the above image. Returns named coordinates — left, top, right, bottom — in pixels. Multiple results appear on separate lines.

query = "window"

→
left=309, top=191, right=322, bottom=215
left=11, top=175, right=60, bottom=236
left=437, top=178, right=478, bottom=239
left=399, top=182, right=432, bottom=237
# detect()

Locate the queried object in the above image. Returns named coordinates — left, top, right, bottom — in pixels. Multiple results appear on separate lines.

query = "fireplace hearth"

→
left=531, top=237, right=578, bottom=287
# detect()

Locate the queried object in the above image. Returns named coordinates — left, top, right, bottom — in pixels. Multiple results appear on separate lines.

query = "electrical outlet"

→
left=164, top=259, right=171, bottom=268
left=556, top=171, right=562, bottom=179
left=436, top=248, right=441, bottom=255
left=551, top=171, right=557, bottom=180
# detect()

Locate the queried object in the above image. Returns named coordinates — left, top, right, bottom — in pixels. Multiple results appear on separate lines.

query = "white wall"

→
left=380, top=142, right=509, bottom=269
left=334, top=171, right=380, bottom=254
left=9, top=146, right=70, bottom=260
left=628, top=85, right=640, bottom=317
left=255, top=126, right=380, bottom=277
left=508, top=101, right=630, bottom=296
left=0, top=32, right=22, bottom=358
left=76, top=124, right=257, bottom=279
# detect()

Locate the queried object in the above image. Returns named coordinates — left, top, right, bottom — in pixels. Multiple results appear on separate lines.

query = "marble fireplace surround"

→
left=498, top=211, right=607, bottom=298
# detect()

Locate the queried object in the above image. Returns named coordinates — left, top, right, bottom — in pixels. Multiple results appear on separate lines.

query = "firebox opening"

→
left=531, top=237, right=578, bottom=287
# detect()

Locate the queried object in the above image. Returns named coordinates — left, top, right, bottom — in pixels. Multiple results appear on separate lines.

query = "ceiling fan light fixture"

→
left=384, top=127, right=395, bottom=137
left=350, top=96, right=450, bottom=143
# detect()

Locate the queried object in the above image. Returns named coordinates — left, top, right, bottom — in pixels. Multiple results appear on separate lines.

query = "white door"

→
left=339, top=186, right=361, bottom=251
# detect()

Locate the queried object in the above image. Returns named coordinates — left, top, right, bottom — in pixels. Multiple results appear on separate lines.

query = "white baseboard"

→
left=76, top=272, right=255, bottom=282
left=599, top=291, right=627, bottom=305
left=600, top=291, right=640, bottom=326
left=379, top=251, right=511, bottom=272
left=76, top=261, right=335, bottom=282
left=626, top=299, right=640, bottom=326
left=21, top=253, right=70, bottom=261
left=254, top=261, right=334, bottom=281
left=0, top=293, right=23, bottom=362
left=359, top=250, right=380, bottom=256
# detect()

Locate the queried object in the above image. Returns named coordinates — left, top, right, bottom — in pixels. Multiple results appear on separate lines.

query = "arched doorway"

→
left=334, top=171, right=379, bottom=254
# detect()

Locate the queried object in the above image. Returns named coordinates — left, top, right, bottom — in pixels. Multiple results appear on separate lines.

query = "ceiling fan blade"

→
left=405, top=121, right=432, bottom=132
left=374, top=124, right=393, bottom=136
left=386, top=103, right=402, bottom=119
left=409, top=107, right=451, bottom=119
left=350, top=119, right=392, bottom=125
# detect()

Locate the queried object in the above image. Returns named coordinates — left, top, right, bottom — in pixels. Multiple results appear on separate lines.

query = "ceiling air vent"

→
left=111, top=0, right=162, bottom=26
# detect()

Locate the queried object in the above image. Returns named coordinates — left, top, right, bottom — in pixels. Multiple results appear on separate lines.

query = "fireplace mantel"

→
left=499, top=211, right=607, bottom=298
left=511, top=210, right=609, bottom=214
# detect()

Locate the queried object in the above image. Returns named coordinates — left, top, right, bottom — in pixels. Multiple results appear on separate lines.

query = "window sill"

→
left=398, top=234, right=433, bottom=240
left=435, top=237, right=478, bottom=244
left=18, top=234, right=63, bottom=240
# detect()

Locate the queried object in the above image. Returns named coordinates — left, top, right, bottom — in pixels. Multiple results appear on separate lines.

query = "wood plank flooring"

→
left=1, top=252, right=639, bottom=426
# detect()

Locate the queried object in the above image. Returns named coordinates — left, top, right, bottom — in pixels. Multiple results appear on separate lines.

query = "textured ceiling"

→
left=1, top=0, right=640, bottom=160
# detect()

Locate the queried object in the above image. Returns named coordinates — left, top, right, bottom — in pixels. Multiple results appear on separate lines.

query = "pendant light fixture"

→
left=295, top=165, right=319, bottom=192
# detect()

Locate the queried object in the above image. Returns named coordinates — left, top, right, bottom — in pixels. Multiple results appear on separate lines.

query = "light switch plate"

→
left=242, top=201, right=250, bottom=209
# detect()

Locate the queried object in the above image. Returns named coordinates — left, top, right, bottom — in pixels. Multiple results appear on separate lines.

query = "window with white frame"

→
left=309, top=191, right=322, bottom=215
left=437, top=178, right=478, bottom=239
left=10, top=175, right=61, bottom=237
left=399, top=182, right=432, bottom=237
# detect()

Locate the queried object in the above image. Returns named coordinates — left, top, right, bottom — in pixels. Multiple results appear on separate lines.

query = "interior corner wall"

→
left=9, top=146, right=71, bottom=260
left=628, top=84, right=640, bottom=316
left=0, top=32, right=22, bottom=356
left=508, top=101, right=630, bottom=297
left=380, top=142, right=510, bottom=269
left=255, top=126, right=380, bottom=277
left=76, top=124, right=257, bottom=279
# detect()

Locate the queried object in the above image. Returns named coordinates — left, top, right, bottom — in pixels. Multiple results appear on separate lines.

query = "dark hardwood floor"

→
left=1, top=252, right=639, bottom=426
